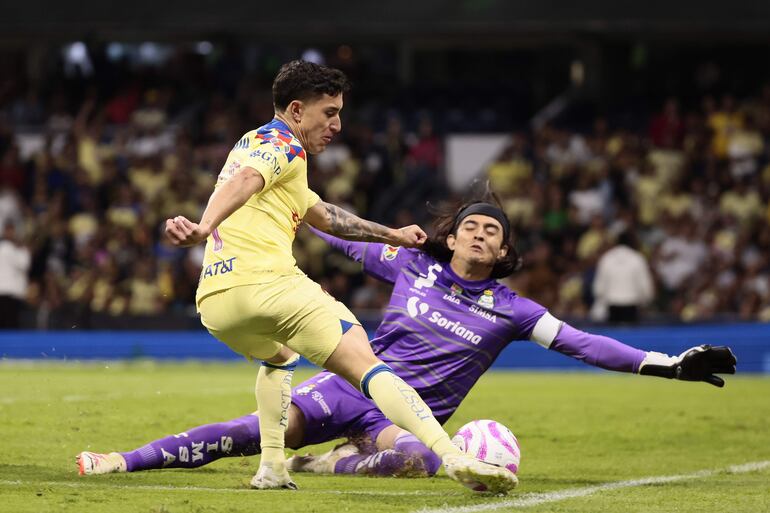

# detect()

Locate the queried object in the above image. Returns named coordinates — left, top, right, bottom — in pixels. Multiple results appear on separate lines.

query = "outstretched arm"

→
left=307, top=226, right=416, bottom=285
left=310, top=226, right=368, bottom=262
left=304, top=200, right=426, bottom=248
left=529, top=314, right=736, bottom=387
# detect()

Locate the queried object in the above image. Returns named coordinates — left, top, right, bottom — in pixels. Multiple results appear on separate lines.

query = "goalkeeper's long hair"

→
left=421, top=184, right=522, bottom=279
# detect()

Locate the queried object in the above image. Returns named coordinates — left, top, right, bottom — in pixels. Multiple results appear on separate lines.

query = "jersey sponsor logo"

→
left=216, top=160, right=242, bottom=183
left=280, top=374, right=292, bottom=428
left=295, top=384, right=315, bottom=395
left=311, top=390, right=332, bottom=416
left=442, top=293, right=460, bottom=305
left=249, top=148, right=282, bottom=175
left=295, top=373, right=335, bottom=396
left=442, top=282, right=462, bottom=304
left=428, top=310, right=483, bottom=345
left=406, top=296, right=482, bottom=345
left=394, top=377, right=432, bottom=420
left=413, top=263, right=442, bottom=290
left=407, top=296, right=430, bottom=317
left=478, top=289, right=495, bottom=309
left=381, top=245, right=400, bottom=261
left=201, top=257, right=236, bottom=280
left=469, top=304, right=497, bottom=323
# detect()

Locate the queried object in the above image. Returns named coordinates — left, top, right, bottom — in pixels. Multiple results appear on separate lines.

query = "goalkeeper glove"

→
left=638, top=344, right=736, bottom=387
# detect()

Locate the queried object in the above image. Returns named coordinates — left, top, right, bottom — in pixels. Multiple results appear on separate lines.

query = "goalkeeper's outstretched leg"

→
left=77, top=410, right=303, bottom=475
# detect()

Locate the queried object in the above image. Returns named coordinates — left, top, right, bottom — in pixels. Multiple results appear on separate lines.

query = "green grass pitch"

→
left=1, top=361, right=768, bottom=513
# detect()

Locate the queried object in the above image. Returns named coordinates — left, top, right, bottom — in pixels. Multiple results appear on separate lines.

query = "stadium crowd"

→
left=1, top=49, right=769, bottom=328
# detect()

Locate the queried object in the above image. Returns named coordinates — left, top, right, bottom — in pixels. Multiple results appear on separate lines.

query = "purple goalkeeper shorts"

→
left=291, top=371, right=393, bottom=447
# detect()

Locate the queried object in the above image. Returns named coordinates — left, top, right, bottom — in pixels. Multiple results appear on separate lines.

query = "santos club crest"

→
left=477, top=289, right=495, bottom=309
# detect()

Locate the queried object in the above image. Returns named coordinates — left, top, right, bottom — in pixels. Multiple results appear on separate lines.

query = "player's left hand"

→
left=164, top=216, right=211, bottom=247
left=393, top=225, right=428, bottom=248
left=639, top=344, right=737, bottom=387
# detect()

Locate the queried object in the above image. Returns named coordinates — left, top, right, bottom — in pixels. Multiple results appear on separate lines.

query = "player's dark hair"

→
left=422, top=189, right=522, bottom=279
left=272, top=60, right=351, bottom=111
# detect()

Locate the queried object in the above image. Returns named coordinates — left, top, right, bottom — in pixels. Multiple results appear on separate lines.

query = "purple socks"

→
left=121, top=414, right=261, bottom=471
left=118, top=414, right=442, bottom=478
left=334, top=433, right=441, bottom=477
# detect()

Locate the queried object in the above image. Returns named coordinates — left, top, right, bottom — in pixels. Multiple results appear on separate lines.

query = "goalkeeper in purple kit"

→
left=77, top=195, right=736, bottom=480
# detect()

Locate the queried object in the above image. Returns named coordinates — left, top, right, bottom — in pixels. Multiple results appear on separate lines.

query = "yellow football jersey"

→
left=196, top=119, right=320, bottom=305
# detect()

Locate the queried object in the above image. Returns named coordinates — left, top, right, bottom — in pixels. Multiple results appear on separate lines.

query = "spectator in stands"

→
left=0, top=222, right=31, bottom=329
left=2, top=44, right=770, bottom=324
left=654, top=217, right=709, bottom=310
left=486, top=134, right=532, bottom=196
left=649, top=98, right=684, bottom=149
left=593, top=230, right=654, bottom=323
left=708, top=94, right=743, bottom=159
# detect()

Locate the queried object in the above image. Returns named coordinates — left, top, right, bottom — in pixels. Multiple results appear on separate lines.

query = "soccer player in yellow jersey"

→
left=163, top=60, right=516, bottom=493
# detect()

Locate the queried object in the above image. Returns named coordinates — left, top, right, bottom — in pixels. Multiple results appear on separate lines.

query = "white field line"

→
left=0, top=386, right=251, bottom=405
left=415, top=460, right=770, bottom=513
left=1, top=461, right=766, bottom=503
left=0, top=479, right=457, bottom=497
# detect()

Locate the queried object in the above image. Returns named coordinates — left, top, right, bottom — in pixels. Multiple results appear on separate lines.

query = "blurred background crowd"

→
left=1, top=31, right=769, bottom=329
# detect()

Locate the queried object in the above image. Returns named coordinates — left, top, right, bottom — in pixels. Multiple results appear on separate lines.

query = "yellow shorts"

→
left=198, top=274, right=359, bottom=366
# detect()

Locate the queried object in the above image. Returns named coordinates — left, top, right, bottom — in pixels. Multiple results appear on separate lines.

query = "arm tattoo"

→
left=323, top=202, right=394, bottom=242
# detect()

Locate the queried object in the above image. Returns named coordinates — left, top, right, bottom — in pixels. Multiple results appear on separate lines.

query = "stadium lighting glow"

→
left=68, top=42, right=87, bottom=62
left=106, top=42, right=124, bottom=61
left=196, top=41, right=213, bottom=55
left=570, top=60, right=585, bottom=86
left=63, top=41, right=94, bottom=76
left=139, top=42, right=162, bottom=64
left=301, top=48, right=324, bottom=65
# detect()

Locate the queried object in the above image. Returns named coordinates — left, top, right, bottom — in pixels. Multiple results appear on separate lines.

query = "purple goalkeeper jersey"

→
left=370, top=255, right=546, bottom=422
left=313, top=230, right=542, bottom=422
left=311, top=228, right=646, bottom=424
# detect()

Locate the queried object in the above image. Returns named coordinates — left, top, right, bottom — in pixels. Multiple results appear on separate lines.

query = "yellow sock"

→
left=363, top=365, right=461, bottom=459
left=256, top=354, right=299, bottom=465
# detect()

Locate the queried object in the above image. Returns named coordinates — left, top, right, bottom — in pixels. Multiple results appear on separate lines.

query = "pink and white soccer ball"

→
left=452, top=419, right=521, bottom=474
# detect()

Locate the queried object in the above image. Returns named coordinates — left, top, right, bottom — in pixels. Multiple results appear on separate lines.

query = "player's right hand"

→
left=164, top=216, right=211, bottom=247
left=393, top=225, right=428, bottom=248
left=639, top=344, right=737, bottom=387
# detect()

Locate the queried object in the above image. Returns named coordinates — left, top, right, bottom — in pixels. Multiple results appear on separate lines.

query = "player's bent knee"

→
left=322, top=325, right=380, bottom=386
left=263, top=346, right=299, bottom=366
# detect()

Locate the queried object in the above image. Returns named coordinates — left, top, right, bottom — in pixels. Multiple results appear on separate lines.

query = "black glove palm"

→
left=639, top=345, right=737, bottom=387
